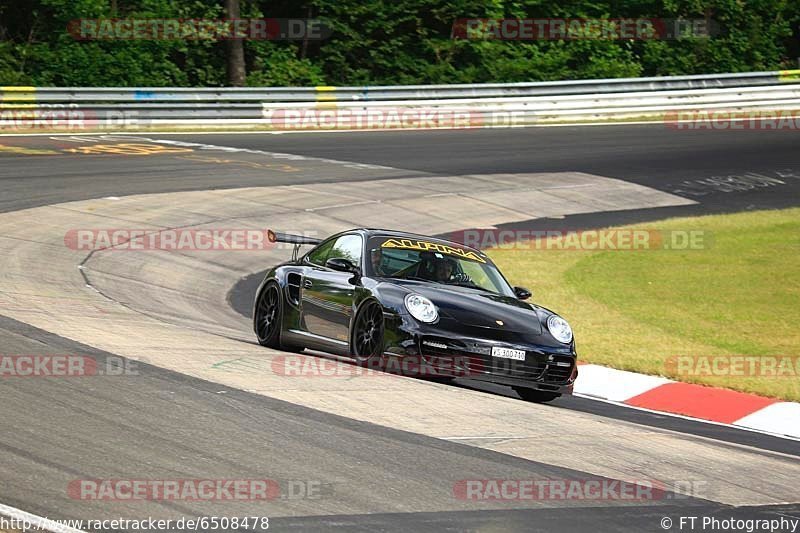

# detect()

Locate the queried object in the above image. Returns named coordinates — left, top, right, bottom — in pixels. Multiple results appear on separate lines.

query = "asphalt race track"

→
left=2, top=125, right=799, bottom=213
left=0, top=124, right=798, bottom=532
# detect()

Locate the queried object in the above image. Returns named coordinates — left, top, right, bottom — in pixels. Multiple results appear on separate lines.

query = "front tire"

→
left=352, top=300, right=385, bottom=367
left=514, top=387, right=561, bottom=403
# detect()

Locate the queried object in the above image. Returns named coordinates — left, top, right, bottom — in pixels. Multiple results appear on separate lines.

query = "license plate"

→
left=491, top=347, right=526, bottom=361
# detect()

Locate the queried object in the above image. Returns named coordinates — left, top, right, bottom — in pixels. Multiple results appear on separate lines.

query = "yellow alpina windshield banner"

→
left=381, top=238, right=486, bottom=263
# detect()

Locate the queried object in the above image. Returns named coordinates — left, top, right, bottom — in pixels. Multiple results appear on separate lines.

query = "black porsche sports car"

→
left=253, top=228, right=578, bottom=402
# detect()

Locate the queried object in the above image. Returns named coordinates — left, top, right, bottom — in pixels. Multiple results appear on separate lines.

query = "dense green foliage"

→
left=1, top=0, right=798, bottom=86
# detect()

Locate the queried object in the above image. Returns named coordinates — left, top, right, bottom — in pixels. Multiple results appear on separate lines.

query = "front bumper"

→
left=383, top=313, right=578, bottom=395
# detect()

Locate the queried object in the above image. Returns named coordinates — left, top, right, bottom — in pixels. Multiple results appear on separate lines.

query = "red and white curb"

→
left=574, top=364, right=800, bottom=440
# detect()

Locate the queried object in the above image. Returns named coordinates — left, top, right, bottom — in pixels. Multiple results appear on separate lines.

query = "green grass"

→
left=489, top=208, right=800, bottom=401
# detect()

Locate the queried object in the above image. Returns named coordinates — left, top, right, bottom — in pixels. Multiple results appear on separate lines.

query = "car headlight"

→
left=547, top=315, right=573, bottom=344
left=404, top=294, right=438, bottom=323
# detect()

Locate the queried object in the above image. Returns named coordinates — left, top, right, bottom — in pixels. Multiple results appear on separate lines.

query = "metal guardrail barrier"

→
left=2, top=69, right=799, bottom=130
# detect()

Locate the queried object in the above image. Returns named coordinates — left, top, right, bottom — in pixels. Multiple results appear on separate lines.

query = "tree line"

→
left=0, top=0, right=798, bottom=87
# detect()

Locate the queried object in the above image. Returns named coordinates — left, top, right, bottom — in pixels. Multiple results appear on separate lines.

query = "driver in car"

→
left=370, top=247, right=389, bottom=276
left=432, top=257, right=455, bottom=282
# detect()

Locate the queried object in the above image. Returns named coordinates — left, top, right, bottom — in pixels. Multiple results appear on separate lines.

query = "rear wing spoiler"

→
left=267, top=230, right=322, bottom=246
left=267, top=230, right=322, bottom=261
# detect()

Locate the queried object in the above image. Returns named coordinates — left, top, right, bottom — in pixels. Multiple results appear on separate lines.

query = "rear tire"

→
left=254, top=282, right=283, bottom=348
left=514, top=387, right=561, bottom=403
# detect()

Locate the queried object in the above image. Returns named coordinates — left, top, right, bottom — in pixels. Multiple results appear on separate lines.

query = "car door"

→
left=300, top=234, right=363, bottom=345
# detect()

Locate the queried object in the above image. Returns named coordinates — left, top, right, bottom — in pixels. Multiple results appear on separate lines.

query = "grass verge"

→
left=489, top=208, right=800, bottom=401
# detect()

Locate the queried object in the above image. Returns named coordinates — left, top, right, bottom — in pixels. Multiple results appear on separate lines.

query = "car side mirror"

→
left=514, top=286, right=532, bottom=300
left=326, top=257, right=357, bottom=273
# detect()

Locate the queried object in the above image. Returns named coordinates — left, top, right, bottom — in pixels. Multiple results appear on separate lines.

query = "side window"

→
left=305, top=238, right=335, bottom=266
left=328, top=234, right=363, bottom=266
left=461, top=261, right=493, bottom=289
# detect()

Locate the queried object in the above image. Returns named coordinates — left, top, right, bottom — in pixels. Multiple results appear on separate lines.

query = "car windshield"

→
left=366, top=236, right=514, bottom=297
